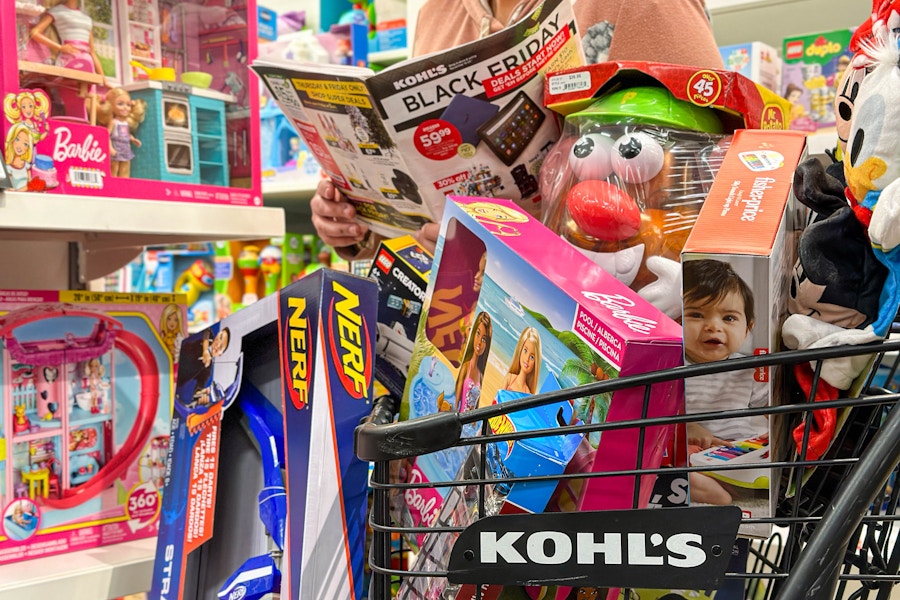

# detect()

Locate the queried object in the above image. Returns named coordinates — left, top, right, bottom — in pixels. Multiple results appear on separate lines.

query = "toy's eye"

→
left=610, top=132, right=665, bottom=183
left=568, top=133, right=614, bottom=180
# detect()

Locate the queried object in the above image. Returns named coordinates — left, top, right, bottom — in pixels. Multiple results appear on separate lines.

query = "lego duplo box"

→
left=0, top=290, right=184, bottom=565
left=682, top=129, right=807, bottom=537
left=397, top=196, right=685, bottom=537
left=2, top=0, right=262, bottom=206
left=720, top=42, right=783, bottom=95
left=543, top=60, right=793, bottom=130
left=368, top=235, right=434, bottom=399
left=150, top=268, right=377, bottom=600
left=781, top=28, right=855, bottom=132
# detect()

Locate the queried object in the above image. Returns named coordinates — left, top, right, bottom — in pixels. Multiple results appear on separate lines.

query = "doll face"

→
left=165, top=310, right=179, bottom=332
left=20, top=97, right=35, bottom=119
left=518, top=339, right=537, bottom=374
left=683, top=289, right=751, bottom=363
left=472, top=321, right=488, bottom=357
left=112, top=93, right=132, bottom=118
left=472, top=253, right=487, bottom=292
left=13, top=131, right=29, bottom=156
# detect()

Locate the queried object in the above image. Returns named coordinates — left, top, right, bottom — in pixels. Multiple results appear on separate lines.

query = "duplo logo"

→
left=447, top=507, right=741, bottom=590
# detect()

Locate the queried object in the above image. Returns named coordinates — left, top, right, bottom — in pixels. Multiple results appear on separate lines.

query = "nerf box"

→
left=682, top=129, right=808, bottom=537
left=2, top=0, right=261, bottom=206
left=0, top=290, right=184, bottom=565
left=543, top=60, right=794, bottom=129
left=720, top=42, right=783, bottom=94
left=149, top=269, right=377, bottom=600
left=368, top=235, right=434, bottom=399
left=781, top=28, right=855, bottom=132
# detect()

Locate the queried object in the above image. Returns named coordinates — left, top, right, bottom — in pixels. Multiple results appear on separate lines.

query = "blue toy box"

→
left=719, top=41, right=782, bottom=94
left=149, top=268, right=377, bottom=600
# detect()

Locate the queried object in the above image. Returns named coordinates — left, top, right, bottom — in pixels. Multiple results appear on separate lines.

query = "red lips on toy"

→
left=565, top=180, right=641, bottom=241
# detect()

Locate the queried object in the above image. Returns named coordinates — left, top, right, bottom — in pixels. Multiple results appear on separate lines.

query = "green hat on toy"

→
left=570, top=86, right=724, bottom=134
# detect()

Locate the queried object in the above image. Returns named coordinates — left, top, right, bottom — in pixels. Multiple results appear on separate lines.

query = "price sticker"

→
left=414, top=119, right=462, bottom=161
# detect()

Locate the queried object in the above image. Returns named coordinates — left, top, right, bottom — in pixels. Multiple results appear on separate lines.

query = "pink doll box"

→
left=1, top=1, right=261, bottom=206
left=682, top=129, right=808, bottom=538
left=396, top=196, right=684, bottom=545
left=0, top=290, right=184, bottom=565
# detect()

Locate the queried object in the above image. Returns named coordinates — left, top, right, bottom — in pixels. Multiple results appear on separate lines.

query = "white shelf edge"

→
left=368, top=48, right=407, bottom=65
left=0, top=537, right=157, bottom=600
left=262, top=178, right=319, bottom=200
left=0, top=190, right=286, bottom=244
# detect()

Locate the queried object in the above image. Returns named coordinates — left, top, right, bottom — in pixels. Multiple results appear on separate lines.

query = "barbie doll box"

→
left=396, top=196, right=685, bottom=538
left=149, top=268, right=377, bottom=600
left=0, top=290, right=184, bottom=565
left=368, top=235, right=434, bottom=399
left=681, top=128, right=807, bottom=537
left=2, top=0, right=262, bottom=206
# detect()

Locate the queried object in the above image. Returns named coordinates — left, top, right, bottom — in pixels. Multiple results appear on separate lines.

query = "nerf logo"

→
left=286, top=297, right=311, bottom=410
left=375, top=249, right=394, bottom=274
left=328, top=281, right=373, bottom=400
left=227, top=587, right=247, bottom=600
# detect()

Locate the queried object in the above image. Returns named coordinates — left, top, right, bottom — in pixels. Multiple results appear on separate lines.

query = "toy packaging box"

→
left=2, top=0, right=262, bottom=206
left=368, top=235, right=433, bottom=400
left=149, top=269, right=377, bottom=600
left=781, top=28, right=855, bottom=132
left=395, top=196, right=685, bottom=599
left=682, top=129, right=808, bottom=538
left=0, top=290, right=184, bottom=565
left=719, top=42, right=783, bottom=95
left=543, top=60, right=794, bottom=129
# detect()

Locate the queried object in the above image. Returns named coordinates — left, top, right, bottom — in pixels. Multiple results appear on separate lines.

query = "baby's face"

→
left=683, top=289, right=750, bottom=363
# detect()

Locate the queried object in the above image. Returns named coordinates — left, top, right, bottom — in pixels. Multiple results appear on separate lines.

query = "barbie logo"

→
left=52, top=127, right=107, bottom=163
left=581, top=292, right=658, bottom=334
left=405, top=469, right=440, bottom=527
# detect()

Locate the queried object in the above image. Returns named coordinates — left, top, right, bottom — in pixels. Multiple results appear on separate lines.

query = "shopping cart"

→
left=355, top=339, right=900, bottom=600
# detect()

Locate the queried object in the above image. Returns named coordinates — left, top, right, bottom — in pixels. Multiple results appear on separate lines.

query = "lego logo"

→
left=786, top=40, right=804, bottom=60
left=376, top=250, right=394, bottom=274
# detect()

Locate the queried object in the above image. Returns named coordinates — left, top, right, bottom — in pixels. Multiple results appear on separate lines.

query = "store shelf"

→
left=0, top=537, right=156, bottom=600
left=0, top=191, right=285, bottom=284
left=262, top=179, right=317, bottom=234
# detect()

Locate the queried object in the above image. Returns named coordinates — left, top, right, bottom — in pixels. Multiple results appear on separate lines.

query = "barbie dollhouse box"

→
left=1, top=0, right=261, bottom=206
left=150, top=269, right=377, bottom=600
left=0, top=290, right=184, bottom=565
left=397, top=196, right=685, bottom=537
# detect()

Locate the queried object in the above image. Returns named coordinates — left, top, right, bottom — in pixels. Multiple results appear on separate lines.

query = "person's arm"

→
left=30, top=13, right=67, bottom=54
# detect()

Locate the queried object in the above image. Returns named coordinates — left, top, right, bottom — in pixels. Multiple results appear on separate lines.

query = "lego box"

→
left=368, top=235, right=433, bottom=400
left=682, top=129, right=808, bottom=537
left=150, top=269, right=377, bottom=600
left=781, top=29, right=855, bottom=132
left=2, top=0, right=262, bottom=205
left=0, top=290, right=184, bottom=565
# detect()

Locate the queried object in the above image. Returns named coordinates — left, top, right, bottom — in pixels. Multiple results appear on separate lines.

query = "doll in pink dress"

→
left=99, top=88, right=144, bottom=178
left=454, top=312, right=493, bottom=414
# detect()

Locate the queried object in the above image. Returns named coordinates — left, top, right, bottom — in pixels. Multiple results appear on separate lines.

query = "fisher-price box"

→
left=368, top=235, right=433, bottom=400
left=0, top=290, right=184, bottom=565
left=682, top=129, right=807, bottom=538
left=149, top=268, right=377, bottom=600
left=781, top=29, right=855, bottom=132
left=2, top=0, right=262, bottom=206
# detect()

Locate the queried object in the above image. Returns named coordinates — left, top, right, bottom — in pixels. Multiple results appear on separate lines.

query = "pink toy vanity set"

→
left=0, top=290, right=184, bottom=565
left=1, top=0, right=261, bottom=206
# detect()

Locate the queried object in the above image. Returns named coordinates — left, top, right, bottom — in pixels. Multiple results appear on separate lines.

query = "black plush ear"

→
left=792, top=157, right=849, bottom=216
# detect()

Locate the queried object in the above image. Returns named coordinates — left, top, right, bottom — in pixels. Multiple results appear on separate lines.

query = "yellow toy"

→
left=174, top=259, right=215, bottom=307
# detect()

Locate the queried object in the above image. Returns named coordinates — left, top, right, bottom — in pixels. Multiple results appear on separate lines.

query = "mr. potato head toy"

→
left=541, top=86, right=731, bottom=319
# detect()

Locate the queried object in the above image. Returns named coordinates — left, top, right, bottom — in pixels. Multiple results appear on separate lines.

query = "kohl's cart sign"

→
left=448, top=506, right=741, bottom=590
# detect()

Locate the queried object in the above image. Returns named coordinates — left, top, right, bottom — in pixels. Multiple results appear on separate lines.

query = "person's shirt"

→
left=49, top=4, right=93, bottom=44
left=413, top=0, right=725, bottom=70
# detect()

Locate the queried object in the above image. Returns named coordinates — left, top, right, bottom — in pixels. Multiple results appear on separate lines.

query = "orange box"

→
left=681, top=129, right=807, bottom=538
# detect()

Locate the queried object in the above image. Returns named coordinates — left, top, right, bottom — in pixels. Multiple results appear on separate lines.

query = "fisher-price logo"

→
left=327, top=280, right=373, bottom=400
